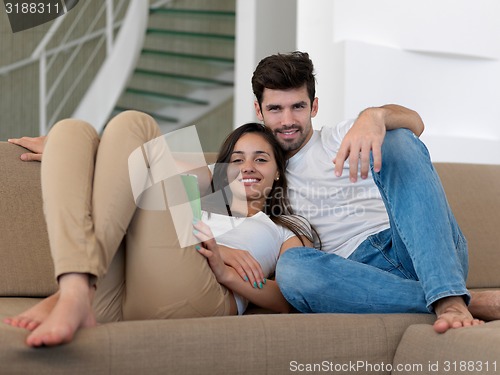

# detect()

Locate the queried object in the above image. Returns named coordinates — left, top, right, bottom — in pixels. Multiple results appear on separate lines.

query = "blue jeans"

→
left=277, top=129, right=469, bottom=314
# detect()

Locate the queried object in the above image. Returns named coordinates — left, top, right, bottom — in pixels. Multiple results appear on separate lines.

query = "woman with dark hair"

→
left=195, top=122, right=313, bottom=315
left=5, top=112, right=313, bottom=348
left=211, top=122, right=312, bottom=242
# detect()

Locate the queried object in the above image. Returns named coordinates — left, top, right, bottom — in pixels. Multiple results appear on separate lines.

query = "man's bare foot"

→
left=24, top=273, right=96, bottom=347
left=433, top=296, right=483, bottom=334
left=468, top=290, right=500, bottom=321
left=4, top=292, right=60, bottom=331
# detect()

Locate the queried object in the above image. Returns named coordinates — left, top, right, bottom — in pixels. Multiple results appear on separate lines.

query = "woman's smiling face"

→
left=227, top=132, right=280, bottom=215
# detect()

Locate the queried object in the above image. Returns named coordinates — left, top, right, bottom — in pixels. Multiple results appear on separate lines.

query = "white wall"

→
left=296, top=0, right=500, bottom=164
left=234, top=0, right=297, bottom=126
left=235, top=0, right=500, bottom=164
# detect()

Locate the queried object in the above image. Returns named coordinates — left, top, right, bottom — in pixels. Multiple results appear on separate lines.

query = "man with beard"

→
left=251, top=51, right=499, bottom=333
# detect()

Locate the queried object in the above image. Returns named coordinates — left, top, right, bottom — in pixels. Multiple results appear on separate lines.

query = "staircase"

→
left=113, top=0, right=236, bottom=146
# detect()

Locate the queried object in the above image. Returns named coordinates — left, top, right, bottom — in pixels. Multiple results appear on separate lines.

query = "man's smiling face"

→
left=255, top=84, right=318, bottom=158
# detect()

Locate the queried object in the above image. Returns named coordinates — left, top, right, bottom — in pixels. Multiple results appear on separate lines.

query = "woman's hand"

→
left=218, top=246, right=265, bottom=288
left=192, top=220, right=290, bottom=313
left=192, top=220, right=230, bottom=283
left=8, top=136, right=46, bottom=162
left=193, top=220, right=266, bottom=289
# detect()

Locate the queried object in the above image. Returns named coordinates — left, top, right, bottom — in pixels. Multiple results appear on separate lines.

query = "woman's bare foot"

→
left=468, top=290, right=500, bottom=321
left=433, top=296, right=484, bottom=334
left=4, top=291, right=60, bottom=331
left=24, top=273, right=96, bottom=347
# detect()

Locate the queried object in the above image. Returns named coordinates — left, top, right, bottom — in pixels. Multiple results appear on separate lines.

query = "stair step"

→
left=127, top=73, right=206, bottom=98
left=149, top=8, right=235, bottom=17
left=143, top=33, right=234, bottom=60
left=125, top=72, right=234, bottom=106
left=147, top=28, right=235, bottom=41
left=134, top=68, right=233, bottom=86
left=148, top=11, right=235, bottom=37
left=164, top=0, right=235, bottom=12
left=116, top=92, right=186, bottom=114
left=114, top=106, right=179, bottom=123
left=141, top=49, right=234, bottom=64
left=125, top=88, right=210, bottom=106
left=135, top=54, right=233, bottom=88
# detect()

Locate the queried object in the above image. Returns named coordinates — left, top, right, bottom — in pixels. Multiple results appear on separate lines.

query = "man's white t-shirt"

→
left=286, top=120, right=390, bottom=258
left=202, top=211, right=310, bottom=314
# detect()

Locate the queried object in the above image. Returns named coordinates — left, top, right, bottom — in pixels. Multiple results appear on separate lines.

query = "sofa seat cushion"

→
left=0, top=297, right=435, bottom=375
left=0, top=297, right=42, bottom=319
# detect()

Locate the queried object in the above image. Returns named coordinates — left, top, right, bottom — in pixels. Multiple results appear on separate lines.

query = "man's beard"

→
left=274, top=126, right=307, bottom=153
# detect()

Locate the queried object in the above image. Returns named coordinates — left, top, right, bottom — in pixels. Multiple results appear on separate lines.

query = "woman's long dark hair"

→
left=208, top=122, right=316, bottom=247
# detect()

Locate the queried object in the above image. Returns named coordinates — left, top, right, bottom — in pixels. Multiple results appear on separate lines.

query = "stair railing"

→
left=72, top=0, right=151, bottom=132
left=0, top=0, right=149, bottom=135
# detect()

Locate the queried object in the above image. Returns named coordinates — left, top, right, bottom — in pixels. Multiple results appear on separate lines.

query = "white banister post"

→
left=39, top=51, right=47, bottom=135
left=106, top=0, right=114, bottom=55
left=72, top=0, right=149, bottom=132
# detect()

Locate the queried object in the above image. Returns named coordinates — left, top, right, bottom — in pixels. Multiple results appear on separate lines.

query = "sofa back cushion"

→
left=0, top=141, right=499, bottom=297
left=434, top=163, right=500, bottom=289
left=0, top=142, right=57, bottom=296
left=0, top=146, right=218, bottom=298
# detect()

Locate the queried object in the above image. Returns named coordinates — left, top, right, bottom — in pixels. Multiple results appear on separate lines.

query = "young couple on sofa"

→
left=5, top=51, right=500, bottom=348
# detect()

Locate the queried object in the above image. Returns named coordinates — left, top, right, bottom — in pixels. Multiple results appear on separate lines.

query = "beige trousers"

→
left=42, top=111, right=235, bottom=322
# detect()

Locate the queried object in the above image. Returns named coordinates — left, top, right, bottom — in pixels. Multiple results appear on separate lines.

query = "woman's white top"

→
left=202, top=211, right=310, bottom=314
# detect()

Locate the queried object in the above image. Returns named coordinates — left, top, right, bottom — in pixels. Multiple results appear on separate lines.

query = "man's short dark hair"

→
left=251, top=51, right=316, bottom=108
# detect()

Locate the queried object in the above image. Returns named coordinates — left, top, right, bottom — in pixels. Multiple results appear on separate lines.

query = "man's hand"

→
left=333, top=105, right=424, bottom=182
left=8, top=136, right=46, bottom=162
left=334, top=108, right=385, bottom=182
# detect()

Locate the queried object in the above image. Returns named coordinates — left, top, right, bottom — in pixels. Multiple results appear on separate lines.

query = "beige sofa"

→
left=1, top=140, right=499, bottom=375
